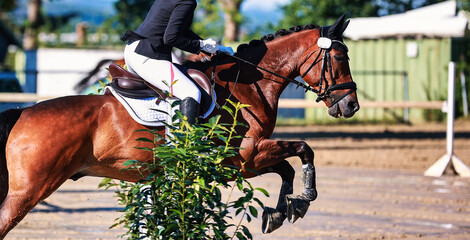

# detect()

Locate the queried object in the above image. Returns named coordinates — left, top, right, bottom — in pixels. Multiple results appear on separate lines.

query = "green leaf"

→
left=248, top=206, right=258, bottom=218
left=221, top=105, right=234, bottom=117
left=135, top=137, right=154, bottom=143
left=134, top=147, right=153, bottom=152
left=253, top=198, right=265, bottom=209
left=241, top=225, right=253, bottom=240
left=236, top=231, right=247, bottom=240
left=226, top=98, right=237, bottom=108
left=98, top=177, right=113, bottom=189
left=171, top=100, right=182, bottom=108
left=255, top=187, right=270, bottom=197
left=246, top=213, right=252, bottom=223
left=134, top=129, right=151, bottom=133
left=239, top=103, right=251, bottom=109
left=123, top=160, right=138, bottom=166
left=235, top=208, right=244, bottom=216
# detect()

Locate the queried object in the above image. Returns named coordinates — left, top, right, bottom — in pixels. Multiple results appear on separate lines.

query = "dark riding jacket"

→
left=121, top=0, right=202, bottom=61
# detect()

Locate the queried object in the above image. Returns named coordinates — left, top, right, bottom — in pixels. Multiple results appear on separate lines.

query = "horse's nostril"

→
left=349, top=101, right=360, bottom=112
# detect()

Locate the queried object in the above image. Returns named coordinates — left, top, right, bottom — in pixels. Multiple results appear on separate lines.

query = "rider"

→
left=121, top=0, right=234, bottom=124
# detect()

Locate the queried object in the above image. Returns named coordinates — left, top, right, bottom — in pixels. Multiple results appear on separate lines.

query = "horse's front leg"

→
left=258, top=160, right=294, bottom=233
left=255, top=139, right=317, bottom=200
left=253, top=139, right=318, bottom=229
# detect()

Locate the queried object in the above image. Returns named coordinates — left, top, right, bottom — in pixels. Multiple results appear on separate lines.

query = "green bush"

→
left=100, top=100, right=268, bottom=239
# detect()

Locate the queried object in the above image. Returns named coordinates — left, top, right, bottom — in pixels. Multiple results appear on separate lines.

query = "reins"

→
left=227, top=54, right=317, bottom=94
left=211, top=52, right=317, bottom=109
left=211, top=27, right=357, bottom=109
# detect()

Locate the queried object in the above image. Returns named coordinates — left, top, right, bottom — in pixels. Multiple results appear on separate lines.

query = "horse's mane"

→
left=237, top=24, right=320, bottom=52
left=183, top=24, right=320, bottom=68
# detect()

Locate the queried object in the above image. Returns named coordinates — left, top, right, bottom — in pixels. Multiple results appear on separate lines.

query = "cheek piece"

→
left=300, top=29, right=356, bottom=107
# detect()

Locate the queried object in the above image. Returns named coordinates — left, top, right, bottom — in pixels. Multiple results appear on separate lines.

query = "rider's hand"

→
left=200, top=38, right=218, bottom=54
left=218, top=45, right=235, bottom=56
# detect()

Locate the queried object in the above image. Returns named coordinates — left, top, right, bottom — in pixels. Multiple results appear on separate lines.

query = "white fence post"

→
left=424, top=62, right=470, bottom=177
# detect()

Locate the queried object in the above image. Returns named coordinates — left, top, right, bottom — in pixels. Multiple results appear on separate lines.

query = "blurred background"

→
left=2, top=1, right=470, bottom=239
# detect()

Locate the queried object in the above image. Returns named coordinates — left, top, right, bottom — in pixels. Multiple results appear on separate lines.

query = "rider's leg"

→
left=124, top=41, right=201, bottom=124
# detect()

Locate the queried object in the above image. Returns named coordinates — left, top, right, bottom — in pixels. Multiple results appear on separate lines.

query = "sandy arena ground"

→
left=4, top=120, right=470, bottom=239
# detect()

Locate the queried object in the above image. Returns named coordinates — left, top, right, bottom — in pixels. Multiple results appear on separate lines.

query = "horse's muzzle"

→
left=328, top=94, right=360, bottom=118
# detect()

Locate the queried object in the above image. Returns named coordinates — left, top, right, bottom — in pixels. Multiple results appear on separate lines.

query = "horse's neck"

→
left=220, top=31, right=316, bottom=134
left=252, top=31, right=315, bottom=101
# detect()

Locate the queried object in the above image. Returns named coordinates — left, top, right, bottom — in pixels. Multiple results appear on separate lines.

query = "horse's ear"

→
left=340, top=19, right=350, bottom=34
left=328, top=14, right=346, bottom=37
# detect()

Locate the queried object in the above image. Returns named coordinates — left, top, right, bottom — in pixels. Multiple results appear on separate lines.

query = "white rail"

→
left=0, top=93, right=444, bottom=110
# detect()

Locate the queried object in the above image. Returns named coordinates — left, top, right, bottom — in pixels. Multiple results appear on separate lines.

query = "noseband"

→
left=300, top=27, right=357, bottom=106
left=222, top=27, right=356, bottom=108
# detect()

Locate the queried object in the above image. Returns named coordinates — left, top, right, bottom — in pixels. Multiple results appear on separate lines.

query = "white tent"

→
left=344, top=0, right=469, bottom=40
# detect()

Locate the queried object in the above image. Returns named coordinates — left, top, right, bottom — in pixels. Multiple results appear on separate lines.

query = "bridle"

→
left=300, top=27, right=356, bottom=106
left=215, top=27, right=357, bottom=108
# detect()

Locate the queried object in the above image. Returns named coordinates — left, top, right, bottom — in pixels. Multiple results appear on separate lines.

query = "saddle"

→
left=107, top=63, right=216, bottom=126
left=108, top=63, right=213, bottom=102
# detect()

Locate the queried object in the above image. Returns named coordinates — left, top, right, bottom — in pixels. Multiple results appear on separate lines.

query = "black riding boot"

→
left=180, top=97, right=200, bottom=125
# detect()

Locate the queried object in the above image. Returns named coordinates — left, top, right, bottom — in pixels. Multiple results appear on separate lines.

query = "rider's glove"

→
left=218, top=45, right=235, bottom=56
left=200, top=38, right=219, bottom=54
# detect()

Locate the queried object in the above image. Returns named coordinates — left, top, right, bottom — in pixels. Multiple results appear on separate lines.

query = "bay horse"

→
left=0, top=15, right=358, bottom=238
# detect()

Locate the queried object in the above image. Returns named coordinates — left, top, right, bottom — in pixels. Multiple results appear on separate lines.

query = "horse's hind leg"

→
left=0, top=154, right=72, bottom=238
left=0, top=157, right=7, bottom=205
left=0, top=170, right=70, bottom=238
left=258, top=160, right=294, bottom=234
left=0, top=190, right=34, bottom=237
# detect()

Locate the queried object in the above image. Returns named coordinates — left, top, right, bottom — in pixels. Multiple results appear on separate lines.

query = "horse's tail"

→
left=0, top=108, right=22, bottom=159
left=74, top=58, right=115, bottom=93
left=0, top=108, right=23, bottom=203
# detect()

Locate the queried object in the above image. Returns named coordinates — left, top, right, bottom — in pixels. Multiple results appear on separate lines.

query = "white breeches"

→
left=123, top=41, right=201, bottom=103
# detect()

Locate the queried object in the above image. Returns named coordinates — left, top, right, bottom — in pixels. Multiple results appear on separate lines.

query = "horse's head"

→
left=299, top=15, right=359, bottom=118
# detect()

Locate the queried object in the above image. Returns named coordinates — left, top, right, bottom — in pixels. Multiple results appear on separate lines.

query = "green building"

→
left=306, top=0, right=469, bottom=123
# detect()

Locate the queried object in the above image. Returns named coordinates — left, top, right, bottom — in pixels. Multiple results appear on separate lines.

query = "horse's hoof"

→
left=261, top=207, right=285, bottom=234
left=285, top=194, right=310, bottom=223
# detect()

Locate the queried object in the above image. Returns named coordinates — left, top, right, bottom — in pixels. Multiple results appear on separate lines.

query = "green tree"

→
left=1, top=0, right=41, bottom=50
left=103, top=0, right=153, bottom=37
left=194, top=0, right=245, bottom=42
left=0, top=0, right=17, bottom=12
left=377, top=0, right=445, bottom=15
left=2, top=0, right=41, bottom=50
left=193, top=0, right=224, bottom=39
left=108, top=0, right=244, bottom=43
left=458, top=0, right=470, bottom=10
left=217, top=0, right=244, bottom=42
left=23, top=0, right=41, bottom=50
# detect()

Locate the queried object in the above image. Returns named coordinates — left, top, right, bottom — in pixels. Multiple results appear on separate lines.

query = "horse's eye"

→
left=334, top=55, right=345, bottom=62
